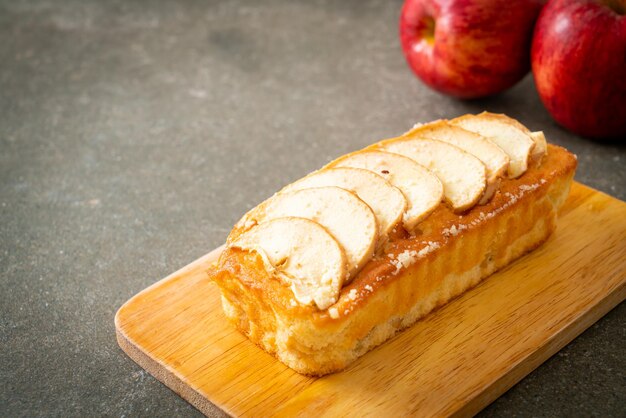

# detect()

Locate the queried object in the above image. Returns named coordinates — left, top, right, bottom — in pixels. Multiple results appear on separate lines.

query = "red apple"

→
left=399, top=0, right=546, bottom=99
left=531, top=0, right=626, bottom=139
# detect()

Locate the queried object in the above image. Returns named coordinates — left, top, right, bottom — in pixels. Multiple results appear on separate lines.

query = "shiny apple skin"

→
left=400, top=0, right=546, bottom=99
left=532, top=0, right=626, bottom=139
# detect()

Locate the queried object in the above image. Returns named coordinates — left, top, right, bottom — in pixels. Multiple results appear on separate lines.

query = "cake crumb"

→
left=329, top=307, right=339, bottom=319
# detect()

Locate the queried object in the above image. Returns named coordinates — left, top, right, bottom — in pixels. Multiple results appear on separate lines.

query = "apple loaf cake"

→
left=210, top=112, right=577, bottom=376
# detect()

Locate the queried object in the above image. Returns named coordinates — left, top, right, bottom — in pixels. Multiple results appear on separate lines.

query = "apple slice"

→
left=231, top=217, right=346, bottom=310
left=494, top=114, right=548, bottom=161
left=529, top=131, right=548, bottom=161
left=328, top=150, right=443, bottom=231
left=282, top=167, right=407, bottom=241
left=378, top=138, right=487, bottom=212
left=248, top=186, right=378, bottom=281
left=471, top=112, right=547, bottom=160
left=450, top=113, right=536, bottom=178
left=404, top=120, right=509, bottom=203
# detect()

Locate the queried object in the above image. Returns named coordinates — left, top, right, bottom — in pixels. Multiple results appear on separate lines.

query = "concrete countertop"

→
left=1, top=1, right=624, bottom=416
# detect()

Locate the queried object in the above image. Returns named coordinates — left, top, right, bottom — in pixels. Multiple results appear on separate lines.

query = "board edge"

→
left=114, top=245, right=228, bottom=416
left=453, top=281, right=626, bottom=418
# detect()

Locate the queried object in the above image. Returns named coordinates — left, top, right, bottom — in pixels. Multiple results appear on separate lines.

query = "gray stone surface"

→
left=1, top=0, right=624, bottom=417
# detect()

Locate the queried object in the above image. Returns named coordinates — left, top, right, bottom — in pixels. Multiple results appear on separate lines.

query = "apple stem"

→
left=422, top=16, right=435, bottom=45
left=601, top=0, right=626, bottom=15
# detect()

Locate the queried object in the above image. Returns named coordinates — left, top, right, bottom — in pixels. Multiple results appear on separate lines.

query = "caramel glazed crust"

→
left=212, top=143, right=577, bottom=376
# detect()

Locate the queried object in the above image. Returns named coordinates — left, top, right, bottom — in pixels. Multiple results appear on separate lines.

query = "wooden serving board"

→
left=115, top=182, right=626, bottom=417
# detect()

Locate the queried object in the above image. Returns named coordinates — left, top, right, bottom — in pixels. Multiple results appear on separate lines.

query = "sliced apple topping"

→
left=250, top=186, right=378, bottom=281
left=473, top=112, right=547, bottom=161
left=231, top=217, right=346, bottom=310
left=282, top=167, right=407, bottom=242
left=404, top=120, right=510, bottom=203
left=451, top=112, right=536, bottom=178
left=529, top=131, right=548, bottom=161
left=379, top=138, right=487, bottom=212
left=328, top=150, right=443, bottom=231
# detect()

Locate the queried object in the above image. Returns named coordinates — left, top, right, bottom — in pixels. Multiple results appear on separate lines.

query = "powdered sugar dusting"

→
left=443, top=223, right=468, bottom=237
left=503, top=192, right=519, bottom=206
left=388, top=241, right=440, bottom=275
left=452, top=179, right=546, bottom=231
left=417, top=241, right=440, bottom=256
left=519, top=183, right=540, bottom=192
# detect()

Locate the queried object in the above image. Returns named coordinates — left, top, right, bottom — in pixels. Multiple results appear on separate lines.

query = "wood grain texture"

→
left=115, top=182, right=626, bottom=418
